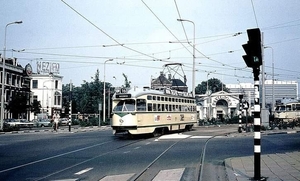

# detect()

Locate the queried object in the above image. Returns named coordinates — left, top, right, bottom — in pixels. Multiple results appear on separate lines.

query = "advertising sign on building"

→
left=37, top=61, right=60, bottom=74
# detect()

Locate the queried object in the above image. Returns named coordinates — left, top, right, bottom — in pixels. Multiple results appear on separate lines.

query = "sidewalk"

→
left=225, top=151, right=300, bottom=181
left=225, top=128, right=300, bottom=181
left=0, top=125, right=111, bottom=134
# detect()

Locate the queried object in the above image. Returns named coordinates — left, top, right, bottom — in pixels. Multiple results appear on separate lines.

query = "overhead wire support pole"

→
left=177, top=19, right=195, bottom=97
left=1, top=21, right=22, bottom=131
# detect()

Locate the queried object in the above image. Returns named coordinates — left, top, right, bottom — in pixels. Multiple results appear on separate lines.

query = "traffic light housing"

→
left=242, top=28, right=262, bottom=79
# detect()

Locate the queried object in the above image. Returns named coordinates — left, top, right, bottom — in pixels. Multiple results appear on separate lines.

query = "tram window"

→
left=279, top=106, right=285, bottom=111
left=172, top=98, right=175, bottom=102
left=158, top=104, right=162, bottom=111
left=137, top=99, right=146, bottom=111
left=296, top=104, right=300, bottom=110
left=286, top=105, right=291, bottom=111
left=169, top=98, right=171, bottom=102
left=113, top=99, right=135, bottom=112
left=157, top=96, right=161, bottom=101
left=175, top=105, right=179, bottom=111
left=179, top=105, right=182, bottom=111
left=165, top=104, right=168, bottom=111
left=148, top=103, right=152, bottom=111
left=162, top=104, right=165, bottom=111
left=169, top=105, right=172, bottom=111
left=147, top=96, right=152, bottom=100
left=161, top=97, right=164, bottom=101
left=153, top=103, right=157, bottom=111
left=153, top=96, right=156, bottom=100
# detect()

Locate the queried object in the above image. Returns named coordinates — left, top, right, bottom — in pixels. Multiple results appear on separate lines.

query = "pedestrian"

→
left=53, top=112, right=60, bottom=131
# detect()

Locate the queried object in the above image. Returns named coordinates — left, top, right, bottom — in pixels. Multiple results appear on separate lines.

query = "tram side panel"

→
left=112, top=112, right=197, bottom=135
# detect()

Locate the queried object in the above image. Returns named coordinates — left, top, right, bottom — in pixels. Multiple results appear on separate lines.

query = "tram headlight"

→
left=119, top=119, right=124, bottom=124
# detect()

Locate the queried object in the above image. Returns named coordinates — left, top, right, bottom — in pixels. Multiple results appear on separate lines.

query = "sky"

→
left=1, top=0, right=300, bottom=93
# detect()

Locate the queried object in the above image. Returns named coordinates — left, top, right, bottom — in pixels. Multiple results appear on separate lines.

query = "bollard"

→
left=68, top=121, right=71, bottom=132
left=238, top=94, right=243, bottom=133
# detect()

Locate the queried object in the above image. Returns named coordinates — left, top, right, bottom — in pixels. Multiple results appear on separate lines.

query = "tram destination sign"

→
left=116, top=94, right=131, bottom=98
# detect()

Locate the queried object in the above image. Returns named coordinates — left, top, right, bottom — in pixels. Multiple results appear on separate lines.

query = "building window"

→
left=32, top=80, right=38, bottom=89
left=33, top=95, right=38, bottom=102
left=54, top=91, right=61, bottom=106
left=55, top=80, right=58, bottom=89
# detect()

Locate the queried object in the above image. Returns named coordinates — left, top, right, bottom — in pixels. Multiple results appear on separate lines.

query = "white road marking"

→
left=75, top=167, right=93, bottom=175
left=190, top=136, right=213, bottom=139
left=123, top=151, right=131, bottom=154
left=152, top=168, right=185, bottom=181
left=158, top=133, right=191, bottom=139
left=134, top=146, right=140, bottom=149
left=99, top=173, right=135, bottom=181
left=0, top=141, right=112, bottom=174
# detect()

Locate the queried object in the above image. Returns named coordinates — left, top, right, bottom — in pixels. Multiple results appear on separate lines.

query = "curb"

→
left=0, top=126, right=112, bottom=135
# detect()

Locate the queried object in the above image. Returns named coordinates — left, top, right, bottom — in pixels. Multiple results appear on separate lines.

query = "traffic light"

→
left=242, top=28, right=262, bottom=78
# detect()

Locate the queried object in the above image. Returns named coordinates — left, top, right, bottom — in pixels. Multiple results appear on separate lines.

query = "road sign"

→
left=243, top=101, right=249, bottom=110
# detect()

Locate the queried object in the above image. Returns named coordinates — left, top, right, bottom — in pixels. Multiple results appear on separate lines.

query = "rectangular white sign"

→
left=37, top=61, right=60, bottom=74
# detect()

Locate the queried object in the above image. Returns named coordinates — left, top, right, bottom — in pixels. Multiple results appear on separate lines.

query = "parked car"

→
left=4, top=119, right=34, bottom=128
left=3, top=119, right=18, bottom=127
left=59, top=118, right=69, bottom=126
left=33, top=119, right=52, bottom=127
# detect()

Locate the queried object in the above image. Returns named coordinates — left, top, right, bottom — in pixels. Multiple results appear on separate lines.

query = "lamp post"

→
left=177, top=19, right=195, bottom=97
left=42, top=74, right=54, bottom=118
left=103, top=59, right=113, bottom=123
left=206, top=71, right=215, bottom=120
left=1, top=21, right=22, bottom=130
left=264, top=46, right=274, bottom=114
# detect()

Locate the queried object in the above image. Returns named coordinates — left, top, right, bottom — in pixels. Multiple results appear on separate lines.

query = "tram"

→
left=273, top=101, right=300, bottom=127
left=111, top=87, right=197, bottom=136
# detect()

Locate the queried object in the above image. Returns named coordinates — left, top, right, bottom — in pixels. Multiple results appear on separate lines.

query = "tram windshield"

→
left=275, top=105, right=286, bottom=112
left=113, top=99, right=135, bottom=112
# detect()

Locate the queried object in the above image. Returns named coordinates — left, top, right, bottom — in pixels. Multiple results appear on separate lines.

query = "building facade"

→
left=227, top=80, right=298, bottom=108
left=0, top=58, right=32, bottom=120
left=30, top=73, right=63, bottom=120
left=196, top=91, right=242, bottom=121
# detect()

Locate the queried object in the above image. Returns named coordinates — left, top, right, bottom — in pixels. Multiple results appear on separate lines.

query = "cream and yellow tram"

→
left=274, top=102, right=300, bottom=124
left=111, top=87, right=197, bottom=135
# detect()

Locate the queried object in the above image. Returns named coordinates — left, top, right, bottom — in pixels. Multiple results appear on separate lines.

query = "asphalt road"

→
left=0, top=125, right=299, bottom=181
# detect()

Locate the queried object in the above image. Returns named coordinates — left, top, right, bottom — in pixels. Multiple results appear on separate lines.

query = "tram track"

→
left=129, top=130, right=233, bottom=181
left=129, top=134, right=202, bottom=181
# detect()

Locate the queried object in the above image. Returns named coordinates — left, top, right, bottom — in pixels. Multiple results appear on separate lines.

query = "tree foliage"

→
left=7, top=92, right=30, bottom=119
left=122, top=73, right=131, bottom=88
left=195, top=78, right=230, bottom=94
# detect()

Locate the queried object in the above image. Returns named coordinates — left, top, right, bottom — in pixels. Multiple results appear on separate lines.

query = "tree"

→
left=7, top=92, right=30, bottom=119
left=122, top=73, right=131, bottom=88
left=31, top=100, right=41, bottom=116
left=195, top=78, right=230, bottom=94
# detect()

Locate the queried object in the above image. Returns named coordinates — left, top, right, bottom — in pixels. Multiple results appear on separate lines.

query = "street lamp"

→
left=206, top=70, right=215, bottom=120
left=177, top=19, right=195, bottom=97
left=103, top=59, right=113, bottom=123
left=1, top=21, right=22, bottom=130
left=264, top=46, right=274, bottom=114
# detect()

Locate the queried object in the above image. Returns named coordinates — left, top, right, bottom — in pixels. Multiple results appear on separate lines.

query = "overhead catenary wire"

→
left=61, top=0, right=162, bottom=62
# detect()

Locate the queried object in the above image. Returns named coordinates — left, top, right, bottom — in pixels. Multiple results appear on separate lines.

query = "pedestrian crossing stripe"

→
left=99, top=173, right=135, bottom=181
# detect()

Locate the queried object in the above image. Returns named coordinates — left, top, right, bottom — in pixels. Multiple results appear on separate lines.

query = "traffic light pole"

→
left=253, top=68, right=261, bottom=180
left=242, top=28, right=265, bottom=180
